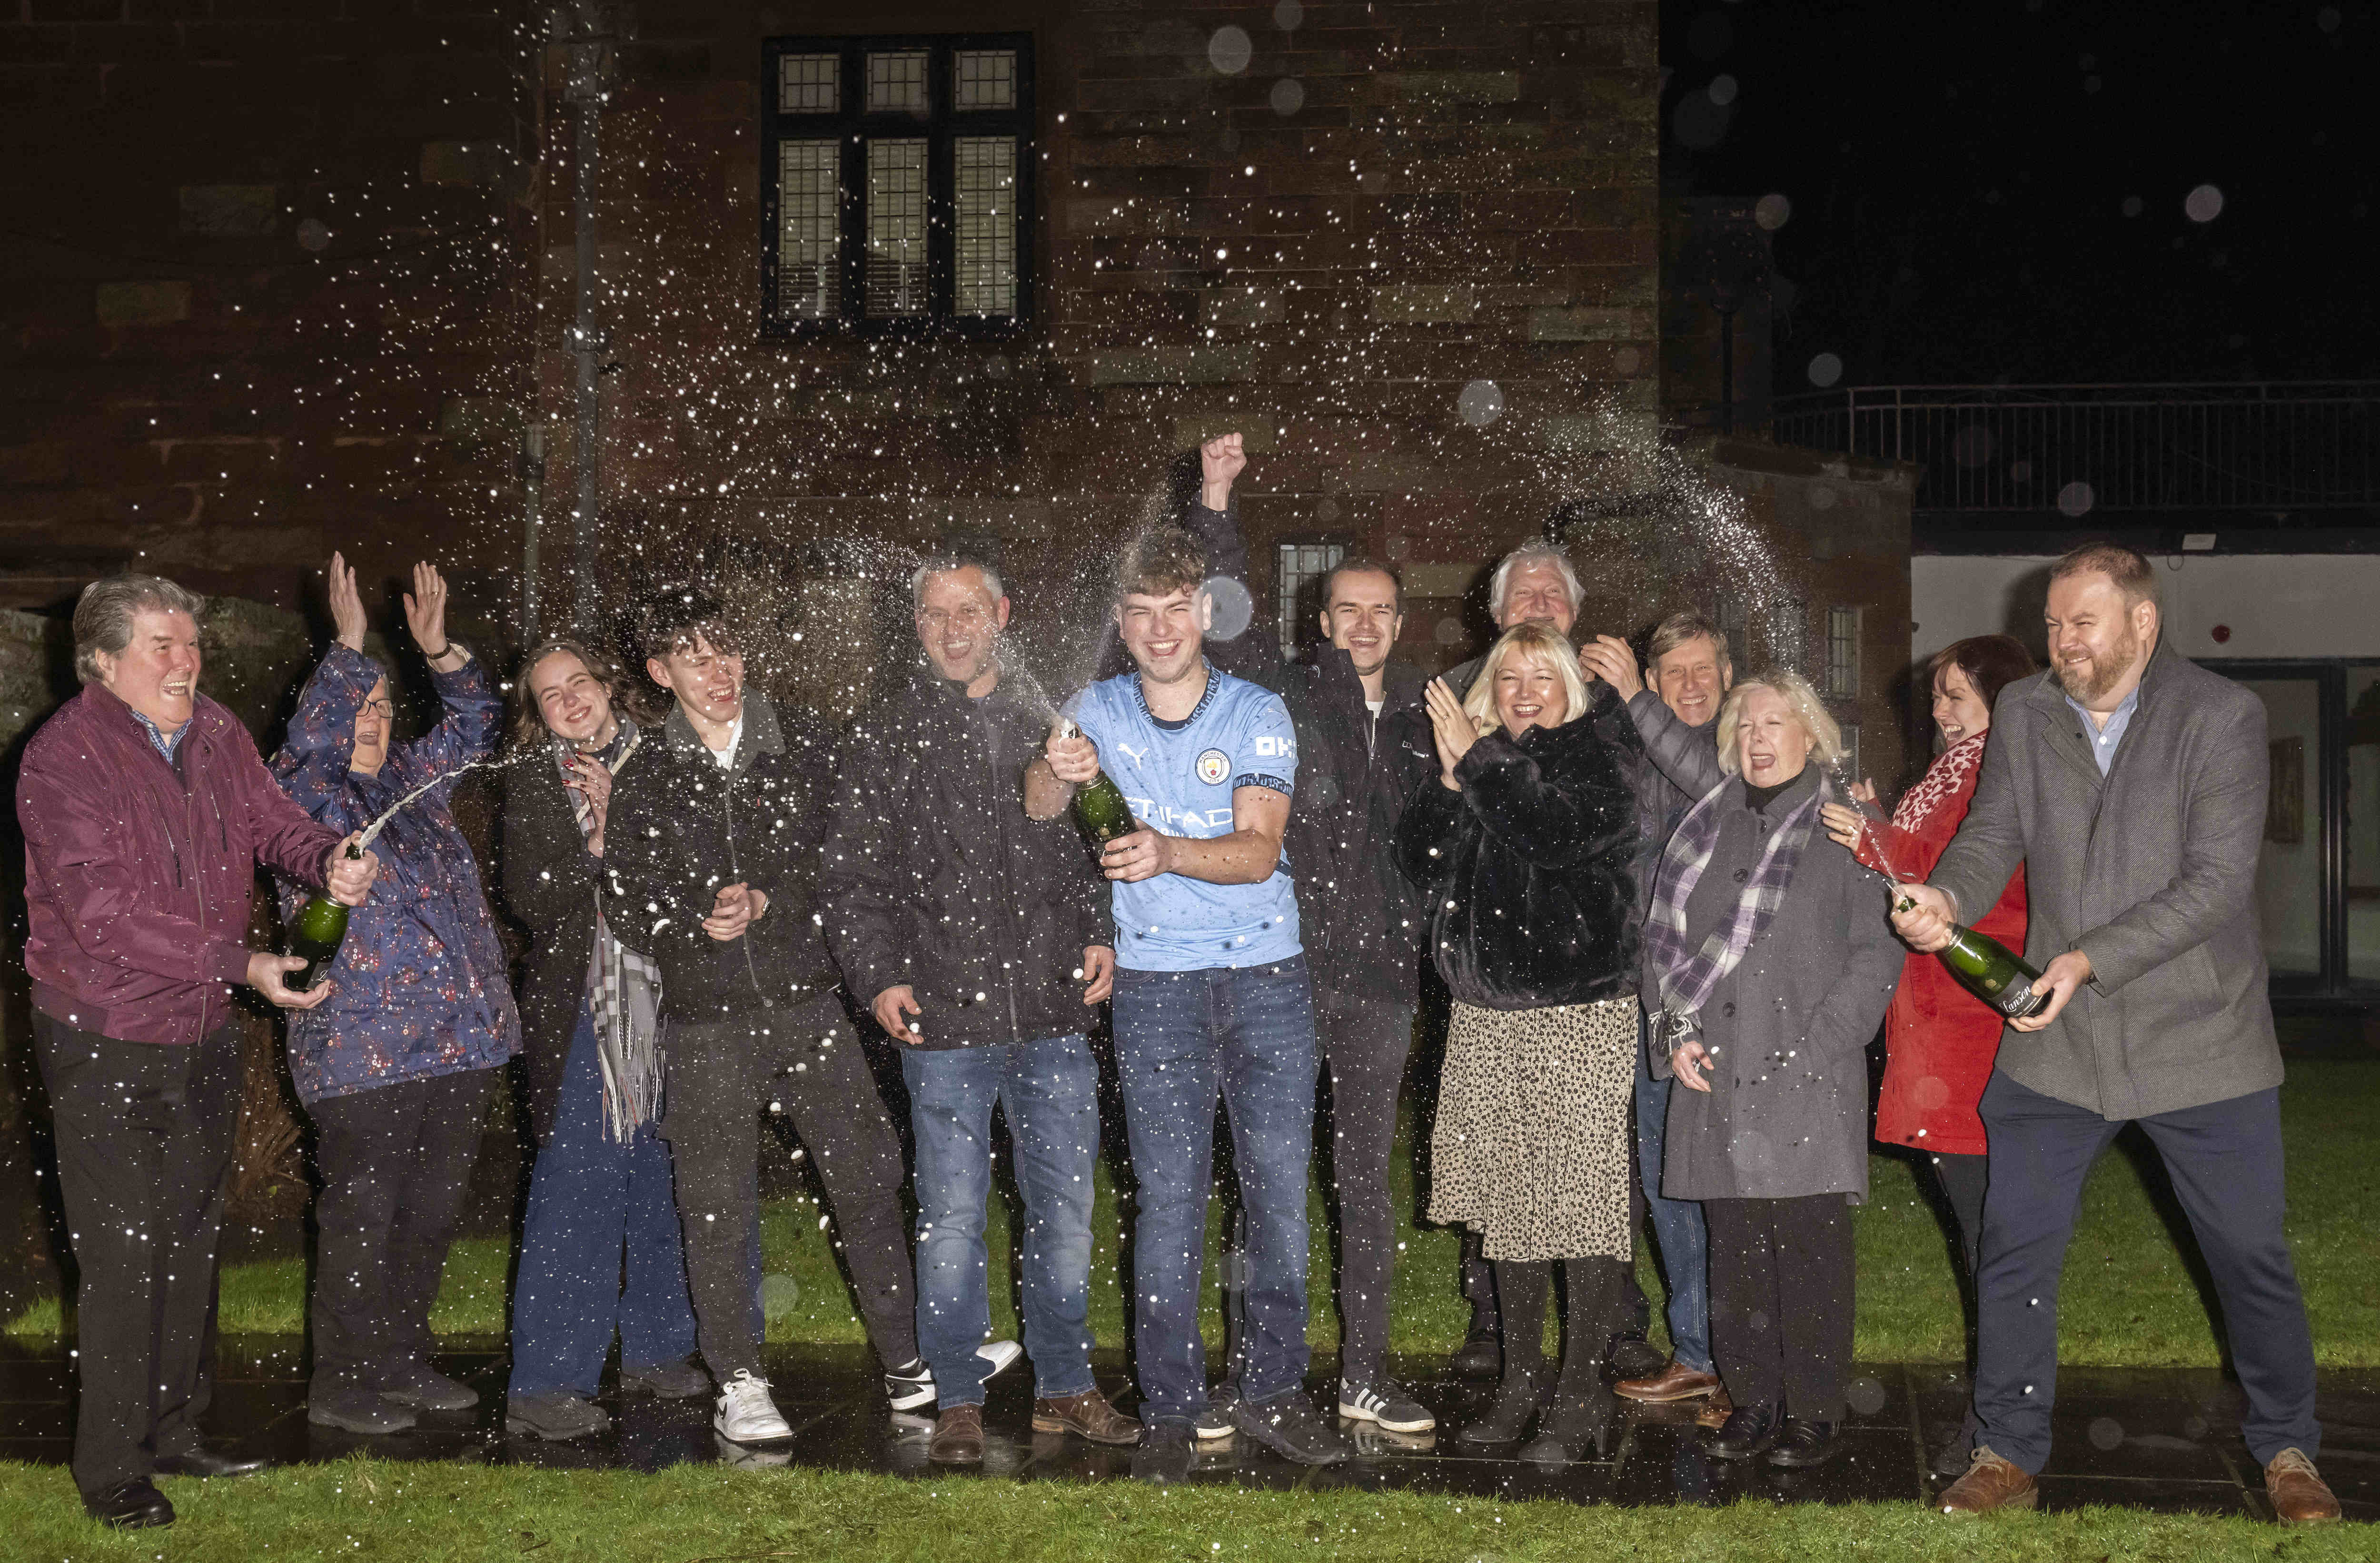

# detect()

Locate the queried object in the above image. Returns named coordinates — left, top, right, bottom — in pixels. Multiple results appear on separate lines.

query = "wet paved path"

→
left=2, top=1342, right=2373, bottom=1520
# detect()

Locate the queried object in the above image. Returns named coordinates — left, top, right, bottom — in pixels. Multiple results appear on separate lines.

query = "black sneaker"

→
left=1338, top=1377, right=1436, bottom=1434
left=505, top=1391, right=612, bottom=1441
left=621, top=1355, right=711, bottom=1400
left=1193, top=1383, right=1240, bottom=1442
left=884, top=1357, right=935, bottom=1412
left=1132, top=1422, right=1197, bottom=1485
left=1232, top=1389, right=1354, bottom=1466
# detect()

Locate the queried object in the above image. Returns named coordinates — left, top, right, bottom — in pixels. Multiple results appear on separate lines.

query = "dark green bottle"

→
left=286, top=842, right=360, bottom=992
left=1900, top=894, right=2046, bottom=1020
left=1073, top=768, right=1135, bottom=848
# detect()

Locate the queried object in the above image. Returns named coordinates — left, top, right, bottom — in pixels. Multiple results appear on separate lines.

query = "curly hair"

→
left=1115, top=527, right=1208, bottom=602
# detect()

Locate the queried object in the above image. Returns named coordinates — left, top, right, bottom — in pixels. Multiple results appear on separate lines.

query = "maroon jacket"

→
left=18, top=682, right=340, bottom=1045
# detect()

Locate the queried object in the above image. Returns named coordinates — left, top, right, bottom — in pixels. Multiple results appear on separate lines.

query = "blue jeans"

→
left=900, top=1035, right=1101, bottom=1407
left=1112, top=957, right=1318, bottom=1425
left=1636, top=1013, right=1712, bottom=1373
left=508, top=1000, right=706, bottom=1399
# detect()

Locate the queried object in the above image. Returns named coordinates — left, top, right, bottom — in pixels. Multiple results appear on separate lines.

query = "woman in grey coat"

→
left=1641, top=669, right=1902, bottom=1472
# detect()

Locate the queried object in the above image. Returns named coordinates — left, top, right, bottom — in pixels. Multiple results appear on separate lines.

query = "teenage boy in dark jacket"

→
left=605, top=589, right=950, bottom=1447
left=1177, top=437, right=1437, bottom=1435
left=821, top=556, right=1140, bottom=1464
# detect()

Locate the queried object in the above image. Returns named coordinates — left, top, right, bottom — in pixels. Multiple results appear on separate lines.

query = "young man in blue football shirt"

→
left=1026, top=526, right=1352, bottom=1468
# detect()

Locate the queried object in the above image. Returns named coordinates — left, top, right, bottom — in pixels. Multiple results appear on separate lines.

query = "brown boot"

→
left=928, top=1404, right=985, bottom=1464
left=1695, top=1384, right=1735, bottom=1430
left=2265, top=1448, right=2341, bottom=1525
left=1617, top=1360, right=1723, bottom=1404
left=1032, top=1386, right=1142, bottom=1446
left=1936, top=1445, right=2039, bottom=1514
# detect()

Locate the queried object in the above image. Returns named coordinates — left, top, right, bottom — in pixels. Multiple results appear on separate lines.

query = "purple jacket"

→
left=271, top=644, right=519, bottom=1104
left=19, top=683, right=340, bottom=1045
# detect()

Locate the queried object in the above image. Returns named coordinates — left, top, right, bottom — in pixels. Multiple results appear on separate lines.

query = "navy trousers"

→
left=508, top=1001, right=704, bottom=1400
left=1972, top=1070, right=2321, bottom=1472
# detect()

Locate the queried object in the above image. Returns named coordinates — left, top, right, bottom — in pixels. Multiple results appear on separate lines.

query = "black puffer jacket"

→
left=604, top=692, right=842, bottom=1024
left=1394, top=683, right=1646, bottom=1009
left=820, top=669, right=1111, bottom=1050
left=1276, top=646, right=1431, bottom=998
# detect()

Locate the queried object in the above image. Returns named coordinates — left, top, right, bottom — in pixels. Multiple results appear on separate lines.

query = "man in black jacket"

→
left=605, top=589, right=955, bottom=1448
left=820, top=557, right=1141, bottom=1465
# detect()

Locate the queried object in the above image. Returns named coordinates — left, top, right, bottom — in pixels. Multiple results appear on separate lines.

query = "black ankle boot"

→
left=1704, top=1399, right=1781, bottom=1460
left=1457, top=1371, right=1543, bottom=1445
left=1450, top=1306, right=1501, bottom=1380
left=1519, top=1392, right=1611, bottom=1463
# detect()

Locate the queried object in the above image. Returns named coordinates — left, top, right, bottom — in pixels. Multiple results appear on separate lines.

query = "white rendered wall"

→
left=1912, top=553, right=2380, bottom=664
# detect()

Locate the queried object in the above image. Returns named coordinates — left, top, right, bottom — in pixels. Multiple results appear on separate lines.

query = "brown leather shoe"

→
left=928, top=1404, right=985, bottom=1464
left=1032, top=1386, right=1142, bottom=1446
left=1695, top=1384, right=1735, bottom=1430
left=1616, top=1360, right=1723, bottom=1404
left=1936, top=1445, right=2039, bottom=1514
left=2265, top=1447, right=2341, bottom=1525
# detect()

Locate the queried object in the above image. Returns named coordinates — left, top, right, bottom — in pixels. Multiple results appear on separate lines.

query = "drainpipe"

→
left=519, top=423, right=546, bottom=642
left=556, top=2, right=624, bottom=631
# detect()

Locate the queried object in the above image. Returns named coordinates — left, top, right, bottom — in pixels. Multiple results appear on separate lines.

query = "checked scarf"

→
left=1644, top=771, right=1828, bottom=1048
left=563, top=720, right=664, bottom=1142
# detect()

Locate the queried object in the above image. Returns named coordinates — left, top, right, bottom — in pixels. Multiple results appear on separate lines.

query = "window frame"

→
left=1275, top=538, right=1349, bottom=662
left=759, top=32, right=1036, bottom=340
left=1825, top=604, right=1864, bottom=698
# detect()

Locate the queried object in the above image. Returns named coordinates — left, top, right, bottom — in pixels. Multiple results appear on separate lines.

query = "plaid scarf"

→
left=1644, top=771, right=1827, bottom=1047
left=563, top=720, right=664, bottom=1142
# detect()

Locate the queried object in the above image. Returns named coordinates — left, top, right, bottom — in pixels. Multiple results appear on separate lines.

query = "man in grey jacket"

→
left=1893, top=542, right=2339, bottom=1525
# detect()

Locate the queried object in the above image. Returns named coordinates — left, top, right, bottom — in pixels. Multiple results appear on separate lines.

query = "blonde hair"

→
left=1461, top=622, right=1589, bottom=738
left=1715, top=668, right=1843, bottom=775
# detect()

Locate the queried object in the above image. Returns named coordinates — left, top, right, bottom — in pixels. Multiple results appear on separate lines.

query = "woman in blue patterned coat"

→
left=271, top=554, right=518, bottom=1436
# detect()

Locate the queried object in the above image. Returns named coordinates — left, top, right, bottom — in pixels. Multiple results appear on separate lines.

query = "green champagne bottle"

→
left=286, top=842, right=360, bottom=992
left=1056, top=718, right=1136, bottom=848
left=1897, top=894, right=2046, bottom=1020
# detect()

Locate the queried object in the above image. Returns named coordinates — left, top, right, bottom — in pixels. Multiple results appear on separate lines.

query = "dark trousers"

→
left=1926, top=1149, right=1988, bottom=1288
left=508, top=1000, right=702, bottom=1399
left=662, top=995, right=917, bottom=1382
left=1314, top=983, right=1415, bottom=1388
left=32, top=1014, right=238, bottom=1499
left=1705, top=1193, right=1856, bottom=1423
left=1974, top=1071, right=2320, bottom=1471
left=306, top=1066, right=496, bottom=1389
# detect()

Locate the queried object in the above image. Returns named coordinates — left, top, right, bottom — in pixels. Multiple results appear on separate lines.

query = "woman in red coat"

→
left=1820, top=635, right=2035, bottom=1291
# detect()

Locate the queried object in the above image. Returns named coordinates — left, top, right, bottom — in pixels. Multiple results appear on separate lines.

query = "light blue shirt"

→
left=1070, top=665, right=1302, bottom=971
left=131, top=709, right=187, bottom=762
left=2065, top=683, right=2141, bottom=775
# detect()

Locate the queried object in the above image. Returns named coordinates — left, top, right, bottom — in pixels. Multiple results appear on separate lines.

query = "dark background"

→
left=1660, top=0, right=2377, bottom=389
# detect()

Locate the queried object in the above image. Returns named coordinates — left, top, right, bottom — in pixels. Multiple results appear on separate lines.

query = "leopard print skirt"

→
left=1428, top=996, right=1636, bottom=1262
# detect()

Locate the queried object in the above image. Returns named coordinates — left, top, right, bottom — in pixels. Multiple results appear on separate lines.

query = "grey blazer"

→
left=1930, top=641, right=2280, bottom=1121
left=1641, top=769, right=1905, bottom=1202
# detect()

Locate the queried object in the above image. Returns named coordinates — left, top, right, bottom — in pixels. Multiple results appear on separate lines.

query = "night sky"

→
left=1660, top=1, right=2376, bottom=391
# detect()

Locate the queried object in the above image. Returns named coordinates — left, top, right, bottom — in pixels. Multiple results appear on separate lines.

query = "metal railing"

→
left=1770, top=383, right=2380, bottom=514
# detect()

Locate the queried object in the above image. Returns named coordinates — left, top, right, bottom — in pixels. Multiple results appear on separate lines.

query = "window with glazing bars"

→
left=1277, top=542, right=1346, bottom=660
left=760, top=35, right=1034, bottom=334
left=1825, top=606, right=1863, bottom=698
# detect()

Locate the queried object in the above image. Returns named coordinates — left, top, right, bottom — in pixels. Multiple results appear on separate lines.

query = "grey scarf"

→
left=564, top=721, right=664, bottom=1141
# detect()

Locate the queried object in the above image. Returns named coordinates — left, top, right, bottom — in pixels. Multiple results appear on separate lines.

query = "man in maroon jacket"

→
left=18, top=575, right=377, bottom=1529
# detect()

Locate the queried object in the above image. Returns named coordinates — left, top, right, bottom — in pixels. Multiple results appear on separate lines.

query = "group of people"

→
left=17, top=434, right=2340, bottom=1529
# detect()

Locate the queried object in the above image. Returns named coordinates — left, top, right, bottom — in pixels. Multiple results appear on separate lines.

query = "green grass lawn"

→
left=11, top=1059, right=2376, bottom=1367
left=0, top=1455, right=2372, bottom=1561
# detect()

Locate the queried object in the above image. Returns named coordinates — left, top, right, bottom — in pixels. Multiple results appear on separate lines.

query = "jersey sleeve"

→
left=1233, top=687, right=1299, bottom=797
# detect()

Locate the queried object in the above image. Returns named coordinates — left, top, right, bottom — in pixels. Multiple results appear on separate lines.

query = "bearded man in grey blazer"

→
left=1892, top=542, right=2339, bottom=1526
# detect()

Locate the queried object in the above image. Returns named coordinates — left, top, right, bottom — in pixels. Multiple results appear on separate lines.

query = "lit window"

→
left=762, top=36, right=1033, bottom=334
left=1826, top=605, right=1864, bottom=698
left=1277, top=542, right=1346, bottom=660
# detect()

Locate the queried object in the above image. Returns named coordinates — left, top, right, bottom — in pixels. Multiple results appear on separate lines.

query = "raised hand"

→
left=564, top=753, right=614, bottom=854
left=1423, top=677, right=1475, bottom=789
left=327, top=553, right=367, bottom=652
left=1200, top=431, right=1246, bottom=509
left=403, top=562, right=453, bottom=661
left=1578, top=634, right=1643, bottom=701
left=1819, top=801, right=1869, bottom=852
left=325, top=836, right=379, bottom=906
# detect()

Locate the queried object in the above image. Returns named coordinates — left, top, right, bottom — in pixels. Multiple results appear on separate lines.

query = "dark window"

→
left=761, top=34, right=1034, bottom=336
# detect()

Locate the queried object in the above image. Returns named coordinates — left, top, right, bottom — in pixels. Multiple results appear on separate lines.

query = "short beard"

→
left=2056, top=627, right=2141, bottom=703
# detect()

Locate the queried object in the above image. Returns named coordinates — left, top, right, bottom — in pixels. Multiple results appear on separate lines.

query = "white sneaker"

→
left=713, top=1369, right=793, bottom=1445
left=887, top=1341, right=1026, bottom=1412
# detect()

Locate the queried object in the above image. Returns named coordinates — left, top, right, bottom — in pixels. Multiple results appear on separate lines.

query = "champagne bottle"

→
left=1058, top=720, right=1135, bottom=846
left=286, top=842, right=360, bottom=993
left=1897, top=894, right=2046, bottom=1020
